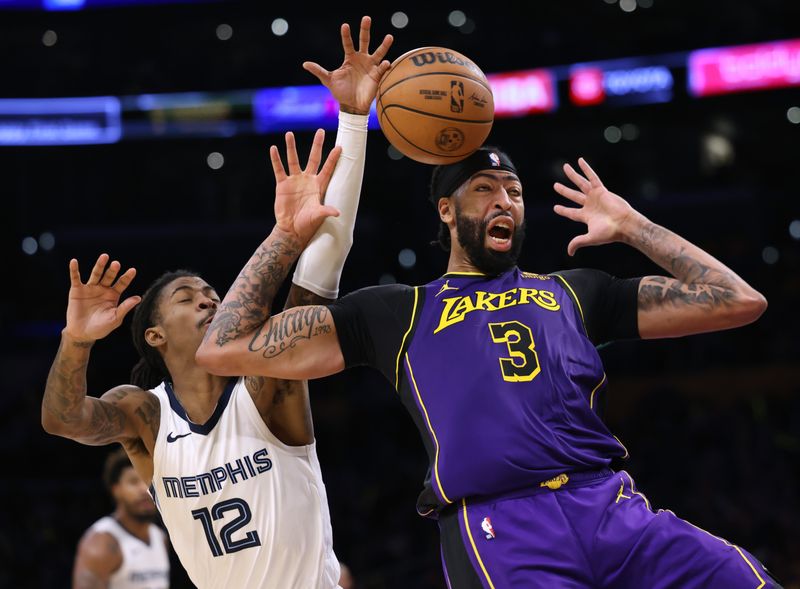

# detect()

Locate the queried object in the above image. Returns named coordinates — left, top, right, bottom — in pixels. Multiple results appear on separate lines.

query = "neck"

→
left=114, top=507, right=151, bottom=543
left=446, top=242, right=482, bottom=274
left=163, top=354, right=230, bottom=422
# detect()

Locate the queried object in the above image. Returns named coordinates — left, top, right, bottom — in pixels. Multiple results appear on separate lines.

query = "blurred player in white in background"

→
left=73, top=448, right=170, bottom=589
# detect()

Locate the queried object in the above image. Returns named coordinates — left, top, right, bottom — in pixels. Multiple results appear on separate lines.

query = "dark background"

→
left=1, top=0, right=798, bottom=587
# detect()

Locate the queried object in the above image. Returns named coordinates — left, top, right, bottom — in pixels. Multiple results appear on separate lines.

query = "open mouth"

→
left=199, top=314, right=215, bottom=328
left=486, top=216, right=514, bottom=248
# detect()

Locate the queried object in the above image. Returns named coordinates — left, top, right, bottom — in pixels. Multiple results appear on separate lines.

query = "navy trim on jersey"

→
left=164, top=377, right=236, bottom=435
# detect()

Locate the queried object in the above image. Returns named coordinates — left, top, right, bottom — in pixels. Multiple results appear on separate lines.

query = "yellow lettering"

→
left=498, top=288, right=518, bottom=309
left=519, top=288, right=539, bottom=305
left=534, top=290, right=560, bottom=311
left=434, top=296, right=465, bottom=334
left=474, top=291, right=499, bottom=311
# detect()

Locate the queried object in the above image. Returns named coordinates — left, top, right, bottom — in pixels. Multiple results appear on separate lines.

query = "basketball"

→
left=376, top=47, right=494, bottom=165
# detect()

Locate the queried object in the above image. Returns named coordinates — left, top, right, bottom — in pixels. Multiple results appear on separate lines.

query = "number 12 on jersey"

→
left=192, top=498, right=261, bottom=557
left=488, top=320, right=541, bottom=382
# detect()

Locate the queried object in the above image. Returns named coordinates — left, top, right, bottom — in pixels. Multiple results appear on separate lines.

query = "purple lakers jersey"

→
left=330, top=267, right=639, bottom=515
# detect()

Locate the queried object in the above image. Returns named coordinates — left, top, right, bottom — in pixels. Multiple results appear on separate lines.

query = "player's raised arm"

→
left=42, top=255, right=158, bottom=447
left=553, top=158, right=767, bottom=339
left=196, top=130, right=346, bottom=380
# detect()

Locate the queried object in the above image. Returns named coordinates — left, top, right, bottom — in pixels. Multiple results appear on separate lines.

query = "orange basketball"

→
left=376, top=47, right=494, bottom=165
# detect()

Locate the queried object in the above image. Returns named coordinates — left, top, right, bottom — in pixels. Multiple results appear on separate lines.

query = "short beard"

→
left=455, top=205, right=525, bottom=275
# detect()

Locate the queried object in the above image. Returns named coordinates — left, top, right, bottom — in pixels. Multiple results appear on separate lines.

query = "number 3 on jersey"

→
left=488, top=321, right=541, bottom=382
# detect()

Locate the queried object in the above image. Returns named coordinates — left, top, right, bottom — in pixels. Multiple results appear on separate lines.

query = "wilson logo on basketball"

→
left=450, top=81, right=465, bottom=113
left=410, top=51, right=483, bottom=76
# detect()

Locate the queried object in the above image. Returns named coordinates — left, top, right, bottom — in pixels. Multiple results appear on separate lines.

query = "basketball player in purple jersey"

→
left=197, top=147, right=780, bottom=588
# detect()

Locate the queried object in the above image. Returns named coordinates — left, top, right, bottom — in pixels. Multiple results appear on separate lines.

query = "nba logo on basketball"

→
left=481, top=517, right=496, bottom=540
left=489, top=153, right=501, bottom=167
left=450, top=81, right=464, bottom=113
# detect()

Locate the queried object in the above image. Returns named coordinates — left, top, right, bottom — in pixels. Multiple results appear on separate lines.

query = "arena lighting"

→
left=488, top=70, right=558, bottom=116
left=1, top=38, right=798, bottom=145
left=0, top=96, right=121, bottom=145
left=688, top=39, right=800, bottom=97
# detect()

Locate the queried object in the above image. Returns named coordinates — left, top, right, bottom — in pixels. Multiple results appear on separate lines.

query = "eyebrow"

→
left=471, top=172, right=521, bottom=183
left=170, top=285, right=217, bottom=298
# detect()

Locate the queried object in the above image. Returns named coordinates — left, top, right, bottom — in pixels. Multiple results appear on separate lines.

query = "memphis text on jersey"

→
left=161, top=448, right=272, bottom=499
left=434, top=287, right=561, bottom=334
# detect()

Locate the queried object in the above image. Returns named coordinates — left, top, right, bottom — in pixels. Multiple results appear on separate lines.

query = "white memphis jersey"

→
left=87, top=516, right=169, bottom=589
left=150, top=377, right=340, bottom=589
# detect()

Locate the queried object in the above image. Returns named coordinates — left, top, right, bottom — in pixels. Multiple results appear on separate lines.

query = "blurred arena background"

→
left=1, top=0, right=798, bottom=586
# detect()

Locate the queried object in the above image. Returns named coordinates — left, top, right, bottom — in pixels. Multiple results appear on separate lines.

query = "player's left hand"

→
left=553, top=157, right=636, bottom=256
left=270, top=128, right=342, bottom=245
left=302, top=15, right=393, bottom=115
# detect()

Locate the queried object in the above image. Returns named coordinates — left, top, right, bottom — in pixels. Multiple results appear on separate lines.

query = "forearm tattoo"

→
left=209, top=235, right=301, bottom=347
left=634, top=222, right=738, bottom=311
left=43, top=339, right=93, bottom=428
left=248, top=306, right=330, bottom=359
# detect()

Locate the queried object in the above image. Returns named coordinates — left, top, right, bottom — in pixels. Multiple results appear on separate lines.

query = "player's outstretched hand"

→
left=64, top=254, right=141, bottom=343
left=302, top=15, right=393, bottom=115
left=271, top=128, right=342, bottom=245
left=552, top=157, right=636, bottom=256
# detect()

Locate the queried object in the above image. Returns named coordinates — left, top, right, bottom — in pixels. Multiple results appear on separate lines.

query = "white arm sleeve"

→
left=291, top=111, right=368, bottom=299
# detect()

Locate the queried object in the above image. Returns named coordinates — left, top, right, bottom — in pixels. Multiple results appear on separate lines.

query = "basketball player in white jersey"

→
left=42, top=16, right=393, bottom=589
left=74, top=448, right=170, bottom=589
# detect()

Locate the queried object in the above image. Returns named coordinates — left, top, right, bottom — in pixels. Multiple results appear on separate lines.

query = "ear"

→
left=144, top=326, right=165, bottom=348
left=438, top=196, right=454, bottom=225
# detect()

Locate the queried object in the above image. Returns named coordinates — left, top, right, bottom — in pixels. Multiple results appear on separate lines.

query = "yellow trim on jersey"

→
left=668, top=510, right=766, bottom=589
left=442, top=271, right=486, bottom=277
left=589, top=373, right=607, bottom=409
left=623, top=471, right=651, bottom=511
left=614, top=435, right=630, bottom=460
left=394, top=287, right=420, bottom=390
left=461, top=500, right=497, bottom=589
left=553, top=274, right=587, bottom=333
left=405, top=354, right=452, bottom=504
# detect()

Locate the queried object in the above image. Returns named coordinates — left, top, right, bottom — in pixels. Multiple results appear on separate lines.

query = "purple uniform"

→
left=330, top=268, right=780, bottom=588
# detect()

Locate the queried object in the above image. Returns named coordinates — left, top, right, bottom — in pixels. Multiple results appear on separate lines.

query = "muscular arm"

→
left=625, top=214, right=767, bottom=338
left=72, top=531, right=122, bottom=589
left=42, top=333, right=158, bottom=447
left=198, top=228, right=345, bottom=380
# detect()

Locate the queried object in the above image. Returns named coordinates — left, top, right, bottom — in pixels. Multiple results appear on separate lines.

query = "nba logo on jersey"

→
left=489, top=152, right=501, bottom=167
left=481, top=517, right=496, bottom=540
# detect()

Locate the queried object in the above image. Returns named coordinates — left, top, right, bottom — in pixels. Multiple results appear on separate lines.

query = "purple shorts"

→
left=438, top=469, right=779, bottom=588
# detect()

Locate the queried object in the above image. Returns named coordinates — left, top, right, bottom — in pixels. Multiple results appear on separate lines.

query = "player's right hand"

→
left=64, top=254, right=141, bottom=343
left=302, top=15, right=393, bottom=115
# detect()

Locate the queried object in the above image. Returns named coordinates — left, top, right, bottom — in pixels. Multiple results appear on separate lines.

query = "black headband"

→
left=429, top=147, right=518, bottom=205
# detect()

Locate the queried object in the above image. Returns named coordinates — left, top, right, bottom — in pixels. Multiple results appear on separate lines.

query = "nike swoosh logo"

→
left=166, top=432, right=192, bottom=443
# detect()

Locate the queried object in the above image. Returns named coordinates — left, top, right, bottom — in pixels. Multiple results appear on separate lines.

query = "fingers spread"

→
left=302, top=61, right=330, bottom=85
left=563, top=163, right=591, bottom=192
left=553, top=204, right=584, bottom=223
left=304, top=128, right=325, bottom=173
left=358, top=15, right=372, bottom=53
left=319, top=145, right=343, bottom=194
left=285, top=132, right=301, bottom=174
left=578, top=157, right=602, bottom=185
left=553, top=182, right=586, bottom=205
left=269, top=145, right=287, bottom=182
left=100, top=260, right=121, bottom=286
left=69, top=258, right=82, bottom=286
left=87, top=253, right=109, bottom=285
left=341, top=22, right=355, bottom=55
left=113, top=267, right=137, bottom=294
left=567, top=234, right=590, bottom=257
left=372, top=34, right=393, bottom=62
left=117, top=295, right=142, bottom=321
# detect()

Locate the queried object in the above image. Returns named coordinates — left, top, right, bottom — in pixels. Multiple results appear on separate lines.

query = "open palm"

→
left=302, top=16, right=393, bottom=114
left=553, top=158, right=635, bottom=256
left=271, top=129, right=342, bottom=245
left=65, top=254, right=141, bottom=342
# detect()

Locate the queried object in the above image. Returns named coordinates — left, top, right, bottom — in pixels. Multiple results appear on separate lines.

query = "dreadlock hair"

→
left=103, top=447, right=132, bottom=492
left=130, top=269, right=199, bottom=389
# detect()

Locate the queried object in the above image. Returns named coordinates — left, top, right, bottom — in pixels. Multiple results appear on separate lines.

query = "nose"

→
left=198, top=295, right=218, bottom=310
left=493, top=187, right=513, bottom=211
